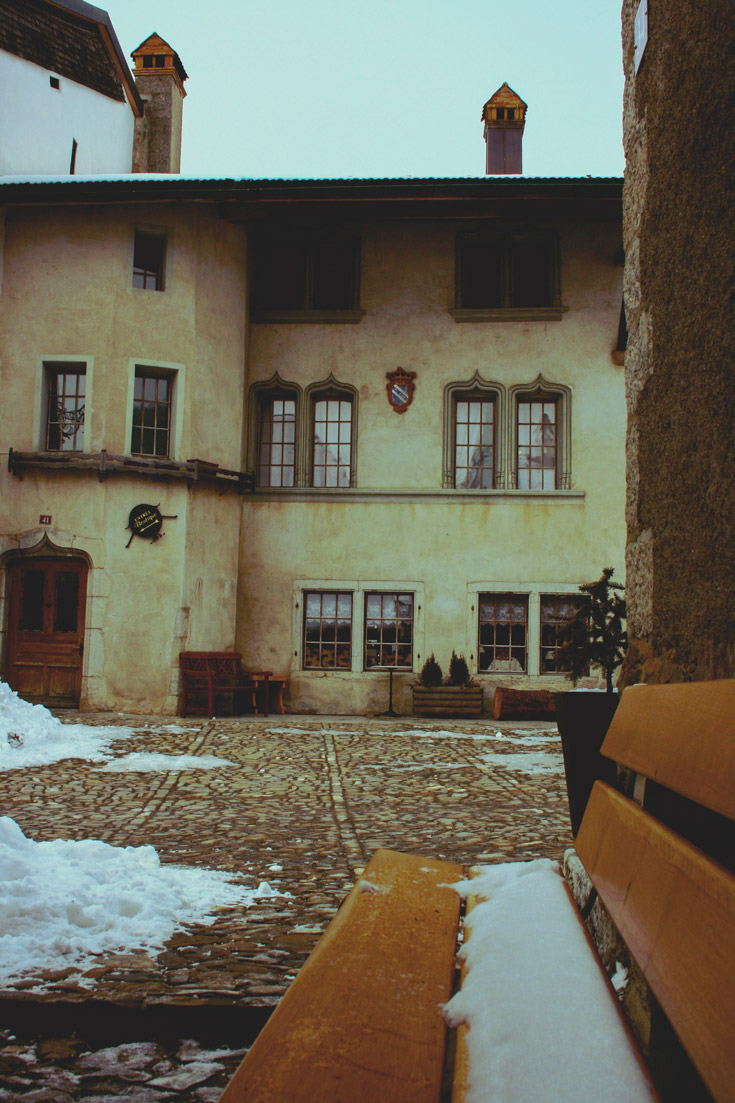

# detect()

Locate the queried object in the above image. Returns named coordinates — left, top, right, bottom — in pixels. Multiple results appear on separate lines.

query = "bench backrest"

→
left=179, top=651, right=243, bottom=676
left=576, top=680, right=735, bottom=1103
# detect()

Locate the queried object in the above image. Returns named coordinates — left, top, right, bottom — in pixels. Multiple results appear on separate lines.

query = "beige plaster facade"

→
left=0, top=177, right=625, bottom=714
left=0, top=199, right=245, bottom=711
left=242, top=216, right=625, bottom=713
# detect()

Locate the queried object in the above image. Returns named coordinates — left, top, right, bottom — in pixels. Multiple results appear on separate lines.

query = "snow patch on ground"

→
left=444, top=861, right=656, bottom=1103
left=100, top=752, right=233, bottom=772
left=0, top=682, right=132, bottom=771
left=481, top=750, right=563, bottom=776
left=0, top=816, right=286, bottom=985
left=491, top=728, right=559, bottom=744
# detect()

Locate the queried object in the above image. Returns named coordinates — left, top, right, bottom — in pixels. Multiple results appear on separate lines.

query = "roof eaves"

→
left=44, top=0, right=144, bottom=115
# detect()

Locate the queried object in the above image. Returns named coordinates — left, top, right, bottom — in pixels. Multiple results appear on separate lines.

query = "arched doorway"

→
left=5, top=556, right=88, bottom=707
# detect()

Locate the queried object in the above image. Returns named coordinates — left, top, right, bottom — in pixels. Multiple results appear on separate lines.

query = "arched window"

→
left=248, top=374, right=302, bottom=488
left=509, top=376, right=572, bottom=490
left=305, top=376, right=358, bottom=488
left=443, top=375, right=504, bottom=489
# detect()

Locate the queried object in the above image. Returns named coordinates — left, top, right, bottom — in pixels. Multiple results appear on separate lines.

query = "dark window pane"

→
left=459, top=236, right=503, bottom=308
left=133, top=232, right=166, bottom=291
left=312, top=239, right=356, bottom=308
left=257, top=239, right=307, bottom=310
left=54, top=572, right=79, bottom=632
left=19, top=571, right=44, bottom=631
left=511, top=237, right=553, bottom=307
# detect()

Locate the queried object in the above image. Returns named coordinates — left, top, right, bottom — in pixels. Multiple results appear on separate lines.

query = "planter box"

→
left=412, top=685, right=484, bottom=718
left=493, top=686, right=556, bottom=720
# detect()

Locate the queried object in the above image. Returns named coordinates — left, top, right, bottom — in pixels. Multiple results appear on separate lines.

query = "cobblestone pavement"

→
left=0, top=713, right=572, bottom=1100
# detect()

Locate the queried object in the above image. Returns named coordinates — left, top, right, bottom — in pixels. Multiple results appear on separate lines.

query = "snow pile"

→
left=100, top=752, right=233, bottom=772
left=0, top=681, right=131, bottom=771
left=443, top=861, right=656, bottom=1103
left=0, top=816, right=283, bottom=985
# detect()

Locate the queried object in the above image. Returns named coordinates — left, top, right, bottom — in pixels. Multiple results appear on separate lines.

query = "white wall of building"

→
left=0, top=50, right=135, bottom=176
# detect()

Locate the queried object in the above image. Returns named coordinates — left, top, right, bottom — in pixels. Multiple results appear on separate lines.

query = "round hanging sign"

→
left=127, top=503, right=164, bottom=545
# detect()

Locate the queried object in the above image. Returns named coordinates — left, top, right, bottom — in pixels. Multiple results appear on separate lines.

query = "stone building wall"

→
left=621, top=0, right=735, bottom=686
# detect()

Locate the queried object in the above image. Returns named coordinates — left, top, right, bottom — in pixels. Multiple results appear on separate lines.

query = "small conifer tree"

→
left=419, top=653, right=443, bottom=687
left=447, top=650, right=471, bottom=686
left=556, top=568, right=627, bottom=693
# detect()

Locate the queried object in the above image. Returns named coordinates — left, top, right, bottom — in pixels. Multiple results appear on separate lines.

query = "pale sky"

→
left=110, top=0, right=624, bottom=180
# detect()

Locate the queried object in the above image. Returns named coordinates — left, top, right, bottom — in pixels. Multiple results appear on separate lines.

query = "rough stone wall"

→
left=132, top=75, right=183, bottom=173
left=621, top=0, right=735, bottom=686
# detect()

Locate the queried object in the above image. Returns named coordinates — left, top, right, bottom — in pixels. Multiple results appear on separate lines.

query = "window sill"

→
left=251, top=309, right=365, bottom=324
left=250, top=486, right=585, bottom=503
left=450, top=306, right=568, bottom=323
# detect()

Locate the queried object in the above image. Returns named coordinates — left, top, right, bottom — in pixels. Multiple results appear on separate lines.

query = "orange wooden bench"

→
left=220, top=681, right=735, bottom=1103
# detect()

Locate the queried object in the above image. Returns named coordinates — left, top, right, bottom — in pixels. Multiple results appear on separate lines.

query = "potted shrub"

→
left=554, top=568, right=627, bottom=835
left=413, top=652, right=484, bottom=717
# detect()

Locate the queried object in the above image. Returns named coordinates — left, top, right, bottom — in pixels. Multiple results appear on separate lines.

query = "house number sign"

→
left=386, top=367, right=416, bottom=413
left=126, top=503, right=164, bottom=547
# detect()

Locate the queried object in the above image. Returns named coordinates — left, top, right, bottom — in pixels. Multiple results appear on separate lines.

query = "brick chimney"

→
left=131, top=34, right=187, bottom=173
left=482, top=83, right=527, bottom=174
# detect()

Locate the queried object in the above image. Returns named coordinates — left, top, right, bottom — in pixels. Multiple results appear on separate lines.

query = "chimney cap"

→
left=482, top=82, right=527, bottom=127
left=131, top=32, right=188, bottom=93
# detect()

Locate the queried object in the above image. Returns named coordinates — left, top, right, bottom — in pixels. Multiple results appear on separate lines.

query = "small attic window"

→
left=155, top=55, right=165, bottom=67
left=507, top=108, right=515, bottom=120
left=143, top=55, right=153, bottom=68
left=496, top=108, right=505, bottom=120
left=49, top=76, right=60, bottom=90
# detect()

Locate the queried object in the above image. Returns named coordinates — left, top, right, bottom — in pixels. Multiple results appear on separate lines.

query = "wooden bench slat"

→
left=576, top=782, right=735, bottom=1103
left=602, top=681, right=735, bottom=820
left=220, top=849, right=463, bottom=1103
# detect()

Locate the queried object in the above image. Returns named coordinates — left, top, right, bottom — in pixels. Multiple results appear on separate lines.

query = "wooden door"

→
left=5, top=557, right=88, bottom=707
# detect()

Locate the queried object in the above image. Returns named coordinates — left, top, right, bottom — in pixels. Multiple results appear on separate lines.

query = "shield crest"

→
left=386, top=367, right=416, bottom=414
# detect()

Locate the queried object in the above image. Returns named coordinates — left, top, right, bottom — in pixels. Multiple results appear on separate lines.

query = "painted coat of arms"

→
left=386, top=367, right=416, bottom=414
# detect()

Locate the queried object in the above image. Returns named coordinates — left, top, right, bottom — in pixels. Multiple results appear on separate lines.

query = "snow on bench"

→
left=221, top=680, right=735, bottom=1103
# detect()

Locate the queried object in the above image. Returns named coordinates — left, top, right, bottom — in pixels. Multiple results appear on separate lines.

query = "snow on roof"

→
left=0, top=172, right=623, bottom=188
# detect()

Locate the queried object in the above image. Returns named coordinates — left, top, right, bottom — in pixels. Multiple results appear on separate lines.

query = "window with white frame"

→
left=311, top=394, right=353, bottom=487
left=444, top=375, right=569, bottom=491
left=516, top=394, right=558, bottom=490
left=478, top=593, right=529, bottom=672
left=540, top=594, right=588, bottom=673
left=131, top=368, right=173, bottom=457
left=303, top=591, right=353, bottom=669
left=257, top=395, right=297, bottom=487
left=453, top=394, right=496, bottom=488
left=44, top=363, right=86, bottom=451
left=364, top=592, right=414, bottom=669
left=248, top=375, right=357, bottom=489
